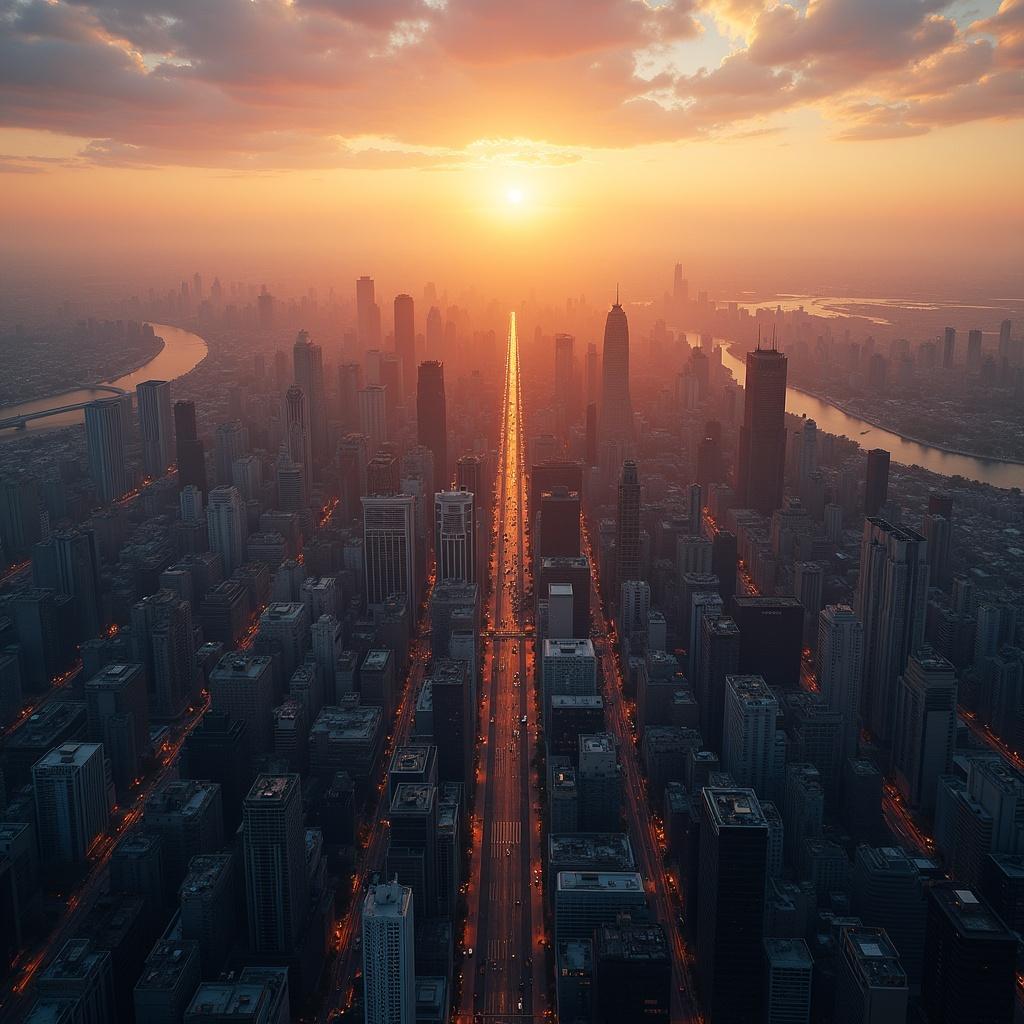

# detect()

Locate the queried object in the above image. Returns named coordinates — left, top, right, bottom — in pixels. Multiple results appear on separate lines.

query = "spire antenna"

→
left=616, top=282, right=619, bottom=306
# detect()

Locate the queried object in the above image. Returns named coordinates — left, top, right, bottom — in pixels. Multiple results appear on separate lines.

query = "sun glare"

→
left=506, top=187, right=525, bottom=206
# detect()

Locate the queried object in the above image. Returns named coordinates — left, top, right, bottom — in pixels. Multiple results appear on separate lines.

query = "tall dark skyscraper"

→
left=136, top=379, right=173, bottom=479
left=85, top=397, right=130, bottom=504
left=600, top=297, right=632, bottom=443
left=174, top=400, right=207, bottom=495
left=614, top=460, right=641, bottom=590
left=292, top=329, right=326, bottom=464
left=285, top=385, right=312, bottom=503
left=394, top=294, right=416, bottom=402
left=417, top=360, right=448, bottom=493
left=735, top=345, right=787, bottom=515
left=864, top=448, right=890, bottom=516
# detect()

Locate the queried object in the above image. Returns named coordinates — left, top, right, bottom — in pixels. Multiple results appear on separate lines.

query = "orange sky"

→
left=1, top=0, right=1022, bottom=299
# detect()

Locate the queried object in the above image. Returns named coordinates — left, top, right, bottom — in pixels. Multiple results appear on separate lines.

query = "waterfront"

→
left=0, top=324, right=207, bottom=439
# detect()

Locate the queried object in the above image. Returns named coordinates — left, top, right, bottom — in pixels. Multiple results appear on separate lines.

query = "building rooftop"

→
left=703, top=787, right=767, bottom=829
left=8, top=701, right=86, bottom=750
left=245, top=774, right=297, bottom=804
left=732, top=595, right=803, bottom=610
left=260, top=602, right=306, bottom=621
left=765, top=937, right=813, bottom=968
left=86, top=663, right=142, bottom=689
left=185, top=983, right=268, bottom=1019
left=365, top=880, right=411, bottom=918
left=390, top=745, right=433, bottom=774
left=557, top=940, right=593, bottom=973
left=931, top=884, right=1016, bottom=939
left=390, top=782, right=435, bottom=815
left=211, top=654, right=271, bottom=681
left=181, top=854, right=232, bottom=898
left=594, top=921, right=670, bottom=963
left=34, top=742, right=101, bottom=772
left=549, top=583, right=574, bottom=598
left=148, top=779, right=219, bottom=818
left=550, top=695, right=603, bottom=710
left=843, top=926, right=907, bottom=989
left=579, top=733, right=615, bottom=756
left=726, top=674, right=775, bottom=705
left=135, top=940, right=198, bottom=991
left=39, top=940, right=106, bottom=983
left=362, top=649, right=392, bottom=671
left=549, top=833, right=634, bottom=871
left=544, top=639, right=596, bottom=658
left=310, top=703, right=381, bottom=741
left=556, top=870, right=644, bottom=893
left=644, top=726, right=702, bottom=753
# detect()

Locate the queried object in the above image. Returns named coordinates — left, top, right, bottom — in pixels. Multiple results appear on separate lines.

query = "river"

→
left=718, top=342, right=1024, bottom=490
left=0, top=324, right=207, bottom=440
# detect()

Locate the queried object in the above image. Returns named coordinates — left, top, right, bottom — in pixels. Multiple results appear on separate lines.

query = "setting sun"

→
left=506, top=187, right=525, bottom=206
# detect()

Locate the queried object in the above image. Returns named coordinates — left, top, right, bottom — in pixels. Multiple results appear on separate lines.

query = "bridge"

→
left=0, top=384, right=128, bottom=431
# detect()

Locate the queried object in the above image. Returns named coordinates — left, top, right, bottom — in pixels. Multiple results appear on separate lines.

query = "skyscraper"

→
left=735, top=345, right=788, bottom=515
left=555, top=332, right=575, bottom=438
left=85, top=397, right=130, bottom=503
left=356, top=275, right=381, bottom=347
left=285, top=385, right=312, bottom=501
left=363, top=493, right=417, bottom=607
left=362, top=880, right=415, bottom=1024
left=394, top=293, right=416, bottom=402
left=434, top=489, right=475, bottom=583
left=358, top=384, right=388, bottom=457
left=206, top=486, right=246, bottom=575
left=243, top=774, right=308, bottom=954
left=942, top=326, right=956, bottom=369
left=864, top=448, right=890, bottom=517
left=174, top=400, right=208, bottom=495
left=697, top=787, right=769, bottom=1022
left=855, top=518, right=929, bottom=744
left=417, top=361, right=448, bottom=492
left=33, top=742, right=111, bottom=863
left=817, top=605, right=864, bottom=767
left=723, top=675, right=780, bottom=796
left=292, top=329, right=326, bottom=463
left=85, top=662, right=148, bottom=798
left=31, top=525, right=102, bottom=641
left=892, top=649, right=956, bottom=814
left=614, top=460, right=641, bottom=592
left=600, top=297, right=632, bottom=443
left=136, top=379, right=173, bottom=479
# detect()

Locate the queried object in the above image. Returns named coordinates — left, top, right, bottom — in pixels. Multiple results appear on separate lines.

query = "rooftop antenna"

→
left=771, top=325, right=777, bottom=351
left=616, top=283, right=620, bottom=306
left=757, top=325, right=762, bottom=350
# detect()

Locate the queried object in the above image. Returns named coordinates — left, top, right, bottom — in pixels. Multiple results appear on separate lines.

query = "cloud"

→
left=0, top=0, right=1019, bottom=169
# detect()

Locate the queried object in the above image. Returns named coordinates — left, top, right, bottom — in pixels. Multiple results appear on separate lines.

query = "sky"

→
left=1, top=0, right=1022, bottom=300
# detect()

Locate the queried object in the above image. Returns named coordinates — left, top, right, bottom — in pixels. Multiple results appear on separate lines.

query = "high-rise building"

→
left=922, top=883, right=1016, bottom=1024
left=358, top=384, right=388, bottom=457
left=834, top=926, right=907, bottom=1024
left=731, top=596, right=803, bottom=688
left=434, top=489, right=475, bottom=583
left=554, top=871, right=646, bottom=945
left=174, top=400, right=208, bottom=495
left=85, top=662, right=148, bottom=798
left=146, top=779, right=225, bottom=889
left=38, top=938, right=116, bottom=1024
left=592, top=921, right=671, bottom=1024
left=615, top=460, right=641, bottom=592
left=387, top=782, right=438, bottom=917
left=864, top=449, right=890, bottom=518
left=243, top=774, right=308, bottom=954
left=363, top=493, right=417, bottom=608
left=855, top=518, right=929, bottom=744
left=735, top=346, right=788, bottom=515
left=136, top=380, right=173, bottom=479
left=213, top=419, right=248, bottom=486
left=206, top=486, right=246, bottom=576
left=85, top=397, right=131, bottom=503
left=697, top=615, right=740, bottom=753
left=600, top=298, right=633, bottom=443
left=394, top=294, right=416, bottom=401
left=543, top=639, right=598, bottom=725
left=764, top=938, right=812, bottom=1024
left=356, top=275, right=381, bottom=347
left=31, top=526, right=102, bottom=641
left=417, top=361, right=448, bottom=492
left=208, top=654, right=275, bottom=755
left=362, top=880, right=415, bottom=1024
left=33, top=742, right=110, bottom=863
left=537, top=488, right=581, bottom=558
left=429, top=659, right=472, bottom=783
left=817, top=605, right=864, bottom=767
left=942, top=326, right=956, bottom=369
left=966, top=328, right=983, bottom=372
left=284, top=385, right=313, bottom=501
left=555, top=332, right=575, bottom=438
left=892, top=649, right=956, bottom=815
left=723, top=675, right=780, bottom=796
left=292, top=329, right=326, bottom=463
left=697, top=788, right=769, bottom=1022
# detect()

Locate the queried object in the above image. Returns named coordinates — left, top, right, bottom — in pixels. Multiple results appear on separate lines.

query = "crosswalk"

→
left=490, top=819, right=521, bottom=847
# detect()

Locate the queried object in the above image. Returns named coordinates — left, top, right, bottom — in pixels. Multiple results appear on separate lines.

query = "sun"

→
left=505, top=187, right=525, bottom=206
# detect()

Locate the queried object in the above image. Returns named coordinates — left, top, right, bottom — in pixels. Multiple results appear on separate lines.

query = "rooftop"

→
left=544, top=638, right=596, bottom=658
left=843, top=926, right=907, bottom=989
left=549, top=833, right=634, bottom=870
left=726, top=675, right=776, bottom=705
left=391, top=782, right=435, bottom=814
left=362, top=649, right=392, bottom=671
left=556, top=870, right=644, bottom=893
left=245, top=774, right=297, bottom=804
left=550, top=695, right=603, bottom=710
left=931, top=884, right=1016, bottom=940
left=34, top=742, right=102, bottom=771
left=135, top=940, right=198, bottom=991
left=595, top=922, right=670, bottom=963
left=765, top=937, right=813, bottom=969
left=703, top=787, right=768, bottom=829
left=390, top=745, right=433, bottom=774
left=579, top=733, right=615, bottom=755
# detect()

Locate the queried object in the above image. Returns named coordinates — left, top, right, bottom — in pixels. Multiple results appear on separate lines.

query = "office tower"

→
left=393, top=293, right=416, bottom=401
left=614, top=460, right=641, bottom=590
left=864, top=449, right=890, bottom=517
left=174, top=400, right=208, bottom=494
left=578, top=733, right=622, bottom=832
left=600, top=297, right=633, bottom=443
left=592, top=921, right=671, bottom=1024
left=180, top=711, right=250, bottom=833
left=388, top=746, right=439, bottom=805
left=697, top=421, right=723, bottom=490
left=538, top=488, right=581, bottom=558
left=213, top=420, right=248, bottom=487
left=731, top=596, right=803, bottom=688
left=764, top=938, right=812, bottom=1024
left=275, top=446, right=305, bottom=513
left=998, top=318, right=1012, bottom=361
left=942, top=326, right=956, bottom=369
left=292, top=329, right=326, bottom=463
left=686, top=588, right=722, bottom=683
left=243, top=774, right=308, bottom=954
left=554, top=332, right=575, bottom=437
left=538, top=556, right=591, bottom=639
left=132, top=588, right=196, bottom=719
left=362, top=880, right=415, bottom=1024
left=851, top=846, right=927, bottom=985
left=133, top=939, right=202, bottom=1024
left=232, top=453, right=262, bottom=501
left=834, top=926, right=907, bottom=1024
left=0, top=474, right=42, bottom=557
left=548, top=583, right=574, bottom=639
left=356, top=275, right=381, bottom=347
left=258, top=601, right=310, bottom=679
left=697, top=615, right=740, bottom=753
left=146, top=779, right=224, bottom=891
left=363, top=493, right=417, bottom=607
left=435, top=489, right=475, bottom=583
left=735, top=345, right=788, bottom=515
left=793, top=561, right=824, bottom=648
left=85, top=662, right=148, bottom=798
left=921, top=512, right=951, bottom=589
left=417, top=361, right=448, bottom=491
left=429, top=659, right=471, bottom=783
left=85, top=397, right=130, bottom=503
left=966, top=328, right=983, bottom=372
left=855, top=518, right=929, bottom=744
left=543, top=639, right=598, bottom=724
left=136, top=379, right=173, bottom=478
left=429, top=579, right=479, bottom=657
left=357, top=384, right=387, bottom=458
left=387, top=783, right=438, bottom=917
left=284, top=385, right=313, bottom=500
left=208, top=654, right=275, bottom=754
left=554, top=871, right=646, bottom=944
left=711, top=530, right=738, bottom=607
left=620, top=578, right=652, bottom=650
left=33, top=742, right=110, bottom=863
left=37, top=938, right=116, bottom=1022
left=180, top=483, right=204, bottom=524
left=583, top=401, right=598, bottom=466
left=922, top=883, right=1015, bottom=1023
left=697, top=788, right=769, bottom=1023
left=31, top=525, right=102, bottom=641
left=817, top=605, right=864, bottom=767
left=206, top=486, right=246, bottom=575
left=893, top=649, right=956, bottom=814
left=723, top=675, right=780, bottom=795
left=367, top=451, right=399, bottom=496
